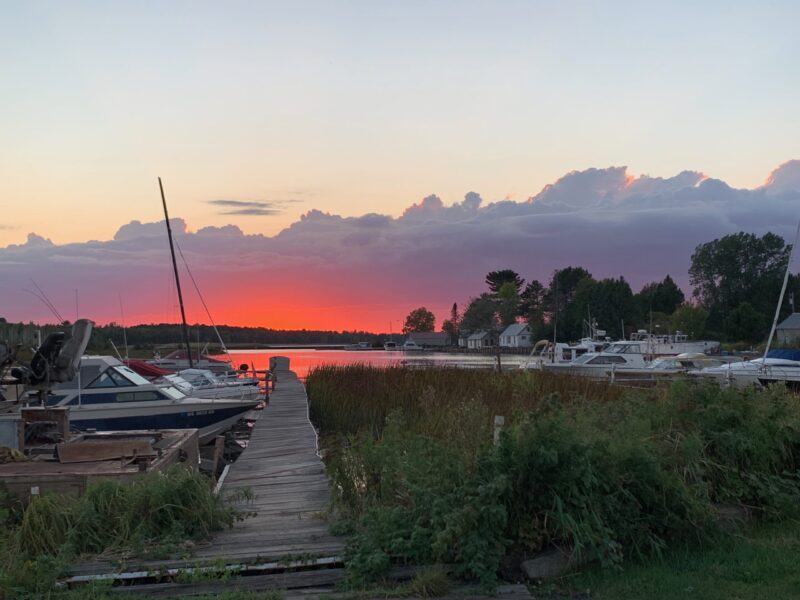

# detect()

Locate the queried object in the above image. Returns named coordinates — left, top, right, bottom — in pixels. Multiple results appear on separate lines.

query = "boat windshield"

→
left=571, top=354, right=596, bottom=365
left=116, top=366, right=151, bottom=386
left=649, top=358, right=676, bottom=369
left=606, top=344, right=641, bottom=354
left=161, top=386, right=185, bottom=400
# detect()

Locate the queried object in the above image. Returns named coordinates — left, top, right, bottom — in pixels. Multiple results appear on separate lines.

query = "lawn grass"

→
left=547, top=520, right=800, bottom=600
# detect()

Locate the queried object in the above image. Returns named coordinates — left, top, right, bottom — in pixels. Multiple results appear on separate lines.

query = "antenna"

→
left=158, top=177, right=194, bottom=368
left=25, top=280, right=64, bottom=323
left=118, top=293, right=129, bottom=360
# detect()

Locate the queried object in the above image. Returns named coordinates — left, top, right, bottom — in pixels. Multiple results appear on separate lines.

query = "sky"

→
left=2, top=1, right=800, bottom=331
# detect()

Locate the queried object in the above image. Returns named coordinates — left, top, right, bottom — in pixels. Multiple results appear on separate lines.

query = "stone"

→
left=521, top=549, right=572, bottom=581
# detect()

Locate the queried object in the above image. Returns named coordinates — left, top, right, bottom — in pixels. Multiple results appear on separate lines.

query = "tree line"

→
left=403, top=231, right=800, bottom=345
left=0, top=320, right=388, bottom=354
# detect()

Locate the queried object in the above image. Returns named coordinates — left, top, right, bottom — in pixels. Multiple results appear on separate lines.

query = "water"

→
left=221, top=349, right=530, bottom=379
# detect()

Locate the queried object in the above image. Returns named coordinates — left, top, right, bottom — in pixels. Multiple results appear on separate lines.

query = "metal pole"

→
left=764, top=219, right=800, bottom=361
left=552, top=275, right=558, bottom=363
left=159, top=177, right=194, bottom=368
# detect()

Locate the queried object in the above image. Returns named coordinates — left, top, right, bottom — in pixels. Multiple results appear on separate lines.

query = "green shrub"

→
left=308, top=366, right=800, bottom=585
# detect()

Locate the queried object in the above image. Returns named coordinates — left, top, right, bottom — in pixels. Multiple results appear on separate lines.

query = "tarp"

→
left=766, top=349, right=800, bottom=361
left=124, top=359, right=172, bottom=378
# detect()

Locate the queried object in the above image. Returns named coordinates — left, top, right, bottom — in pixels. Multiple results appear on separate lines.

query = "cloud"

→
left=207, top=198, right=303, bottom=216
left=3, top=160, right=800, bottom=330
left=763, top=160, right=800, bottom=195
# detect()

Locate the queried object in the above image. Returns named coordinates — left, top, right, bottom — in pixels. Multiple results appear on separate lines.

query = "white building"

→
left=499, top=323, right=533, bottom=348
left=776, top=313, right=800, bottom=344
left=467, top=330, right=498, bottom=350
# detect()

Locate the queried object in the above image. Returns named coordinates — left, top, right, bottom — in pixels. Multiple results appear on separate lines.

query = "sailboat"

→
left=145, top=178, right=239, bottom=376
left=693, top=220, right=800, bottom=388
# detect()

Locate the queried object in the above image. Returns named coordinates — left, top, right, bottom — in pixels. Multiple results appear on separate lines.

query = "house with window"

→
left=467, top=330, right=498, bottom=350
left=499, top=323, right=533, bottom=348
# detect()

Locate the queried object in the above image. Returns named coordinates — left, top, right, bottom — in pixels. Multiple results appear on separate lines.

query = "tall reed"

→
left=307, top=364, right=622, bottom=440
left=306, top=365, right=800, bottom=585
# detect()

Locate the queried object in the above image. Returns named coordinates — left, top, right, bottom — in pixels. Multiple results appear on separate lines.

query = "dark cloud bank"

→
left=3, top=161, right=800, bottom=324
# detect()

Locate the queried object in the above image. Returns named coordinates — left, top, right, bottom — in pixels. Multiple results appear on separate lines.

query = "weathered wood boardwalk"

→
left=192, top=367, right=345, bottom=563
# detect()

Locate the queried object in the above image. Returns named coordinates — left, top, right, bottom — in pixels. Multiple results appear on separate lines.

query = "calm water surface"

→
left=221, top=349, right=529, bottom=379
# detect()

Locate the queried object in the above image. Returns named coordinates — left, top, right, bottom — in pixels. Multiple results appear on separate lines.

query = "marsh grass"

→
left=306, top=366, right=800, bottom=586
left=307, top=365, right=622, bottom=439
left=0, top=466, right=242, bottom=597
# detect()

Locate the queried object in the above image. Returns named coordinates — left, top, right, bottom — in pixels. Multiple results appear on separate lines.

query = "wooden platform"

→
left=192, top=368, right=345, bottom=563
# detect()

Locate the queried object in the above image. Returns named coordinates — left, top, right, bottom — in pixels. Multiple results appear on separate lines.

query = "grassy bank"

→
left=306, top=366, right=800, bottom=586
left=0, top=466, right=241, bottom=598
left=549, top=520, right=800, bottom=599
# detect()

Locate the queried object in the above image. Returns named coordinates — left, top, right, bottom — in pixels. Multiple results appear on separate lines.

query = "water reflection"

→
left=222, top=349, right=528, bottom=379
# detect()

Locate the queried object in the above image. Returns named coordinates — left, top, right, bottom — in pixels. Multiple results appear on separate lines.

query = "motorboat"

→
left=541, top=341, right=650, bottom=377
left=628, top=330, right=720, bottom=356
left=607, top=353, right=725, bottom=381
left=148, top=349, right=233, bottom=375
left=690, top=357, right=800, bottom=389
left=344, top=342, right=373, bottom=351
left=522, top=337, right=609, bottom=369
left=402, top=340, right=424, bottom=352
left=42, top=356, right=259, bottom=443
left=162, top=368, right=262, bottom=401
left=383, top=341, right=399, bottom=351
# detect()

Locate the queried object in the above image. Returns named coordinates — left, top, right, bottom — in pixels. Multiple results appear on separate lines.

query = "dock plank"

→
left=192, top=369, right=345, bottom=561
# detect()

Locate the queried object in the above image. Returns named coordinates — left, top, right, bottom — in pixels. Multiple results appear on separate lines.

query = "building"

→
left=406, top=331, right=450, bottom=347
left=776, top=313, right=800, bottom=344
left=499, top=323, right=533, bottom=348
left=467, top=330, right=498, bottom=350
left=458, top=330, right=472, bottom=348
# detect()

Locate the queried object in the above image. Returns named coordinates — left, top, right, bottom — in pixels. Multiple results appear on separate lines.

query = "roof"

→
left=468, top=330, right=491, bottom=340
left=500, top=323, right=530, bottom=337
left=407, top=332, right=449, bottom=345
left=777, top=313, right=800, bottom=330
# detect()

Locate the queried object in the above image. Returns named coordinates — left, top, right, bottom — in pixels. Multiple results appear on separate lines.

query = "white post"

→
left=493, top=415, right=505, bottom=445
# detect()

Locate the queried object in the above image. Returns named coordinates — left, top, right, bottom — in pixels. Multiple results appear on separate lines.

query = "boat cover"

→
left=766, top=349, right=800, bottom=361
left=124, top=359, right=172, bottom=378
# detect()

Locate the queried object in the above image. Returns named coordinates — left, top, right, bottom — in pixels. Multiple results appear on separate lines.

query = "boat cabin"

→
left=46, top=357, right=185, bottom=407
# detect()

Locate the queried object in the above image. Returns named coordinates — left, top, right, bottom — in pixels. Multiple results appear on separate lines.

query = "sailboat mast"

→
left=763, top=219, right=800, bottom=361
left=159, top=177, right=194, bottom=369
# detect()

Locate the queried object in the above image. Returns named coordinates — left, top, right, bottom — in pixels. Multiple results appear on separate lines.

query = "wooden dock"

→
left=192, top=367, right=345, bottom=563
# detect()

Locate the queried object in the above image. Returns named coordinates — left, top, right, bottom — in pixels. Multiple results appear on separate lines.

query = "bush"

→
left=307, top=366, right=800, bottom=585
